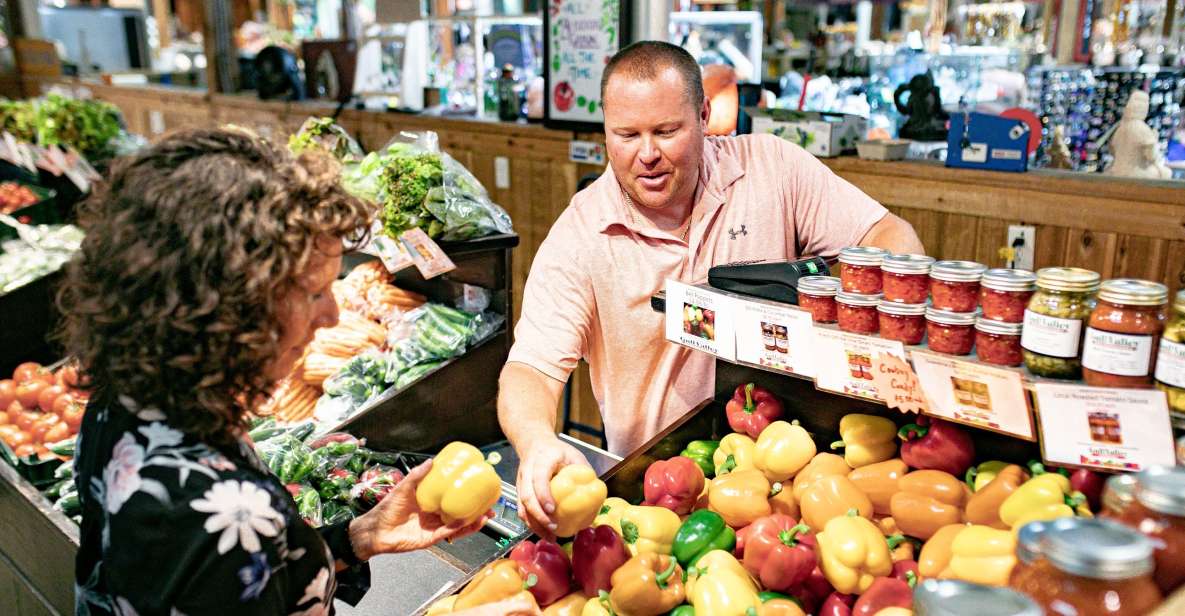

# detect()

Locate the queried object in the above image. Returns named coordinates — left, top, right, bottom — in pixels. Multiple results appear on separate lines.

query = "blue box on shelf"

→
left=946, top=112, right=1031, bottom=173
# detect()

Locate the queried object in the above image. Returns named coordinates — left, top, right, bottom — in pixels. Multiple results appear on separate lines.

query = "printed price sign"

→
left=664, top=280, right=736, bottom=361
left=733, top=297, right=816, bottom=378
left=870, top=354, right=929, bottom=414
left=1035, top=383, right=1176, bottom=471
left=400, top=228, right=456, bottom=279
left=911, top=351, right=1035, bottom=440
left=813, top=328, right=907, bottom=402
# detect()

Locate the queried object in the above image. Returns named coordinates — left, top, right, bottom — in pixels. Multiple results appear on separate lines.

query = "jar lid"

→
left=926, top=306, right=979, bottom=326
left=975, top=317, right=1023, bottom=336
left=836, top=291, right=883, bottom=307
left=882, top=253, right=936, bottom=274
left=1043, top=518, right=1156, bottom=580
left=1098, top=278, right=1169, bottom=306
left=1035, top=267, right=1101, bottom=293
left=913, top=579, right=1042, bottom=616
left=798, top=275, right=841, bottom=297
left=931, top=260, right=988, bottom=282
left=838, top=246, right=889, bottom=267
left=1134, top=465, right=1185, bottom=516
left=1015, top=518, right=1082, bottom=565
left=1103, top=473, right=1138, bottom=514
left=981, top=268, right=1037, bottom=292
left=878, top=300, right=928, bottom=316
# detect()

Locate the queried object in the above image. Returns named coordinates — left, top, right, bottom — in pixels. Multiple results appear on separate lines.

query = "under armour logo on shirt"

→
left=728, top=225, right=749, bottom=240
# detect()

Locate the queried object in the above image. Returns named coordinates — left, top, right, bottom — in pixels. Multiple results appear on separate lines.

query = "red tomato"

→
left=53, top=393, right=77, bottom=416
left=13, top=443, right=36, bottom=458
left=0, top=424, right=18, bottom=442
left=14, top=408, right=41, bottom=432
left=15, top=380, right=48, bottom=409
left=14, top=362, right=53, bottom=385
left=57, top=365, right=80, bottom=388
left=0, top=379, right=15, bottom=409
left=28, top=413, right=57, bottom=443
left=6, top=400, right=23, bottom=424
left=61, top=401, right=85, bottom=432
left=43, top=421, right=70, bottom=444
left=38, top=385, right=65, bottom=413
left=4, top=429, right=31, bottom=448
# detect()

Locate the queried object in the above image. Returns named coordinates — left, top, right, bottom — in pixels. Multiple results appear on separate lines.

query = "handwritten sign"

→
left=871, top=353, right=929, bottom=414
left=813, top=329, right=908, bottom=402
left=545, top=0, right=624, bottom=127
left=1034, top=383, right=1176, bottom=472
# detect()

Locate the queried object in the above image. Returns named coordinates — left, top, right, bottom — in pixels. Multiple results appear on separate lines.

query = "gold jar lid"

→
left=1098, top=279, right=1168, bottom=306
left=1173, top=290, right=1185, bottom=313
left=1034, top=267, right=1101, bottom=293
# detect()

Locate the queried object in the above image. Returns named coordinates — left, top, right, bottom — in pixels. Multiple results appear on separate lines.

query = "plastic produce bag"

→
left=288, top=117, right=364, bottom=161
left=289, top=483, right=324, bottom=527
left=351, top=465, right=405, bottom=510
left=259, top=434, right=322, bottom=484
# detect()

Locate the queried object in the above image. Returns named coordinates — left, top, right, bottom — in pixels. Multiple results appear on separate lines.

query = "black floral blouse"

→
left=74, top=394, right=369, bottom=616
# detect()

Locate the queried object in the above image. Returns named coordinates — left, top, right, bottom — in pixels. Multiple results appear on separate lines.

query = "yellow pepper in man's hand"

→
left=714, top=433, right=757, bottom=476
left=816, top=512, right=893, bottom=594
left=945, top=525, right=1017, bottom=587
left=551, top=465, right=608, bottom=537
left=619, top=505, right=682, bottom=556
left=830, top=414, right=898, bottom=468
left=685, top=550, right=761, bottom=616
left=415, top=441, right=501, bottom=526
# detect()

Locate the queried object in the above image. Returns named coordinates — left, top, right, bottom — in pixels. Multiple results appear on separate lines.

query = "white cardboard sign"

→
left=1035, top=383, right=1176, bottom=471
left=664, top=280, right=736, bottom=362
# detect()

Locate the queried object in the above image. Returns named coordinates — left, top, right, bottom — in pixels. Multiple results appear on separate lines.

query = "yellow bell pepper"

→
left=714, top=433, right=757, bottom=476
left=816, top=513, right=893, bottom=594
left=594, top=497, right=631, bottom=535
left=753, top=420, right=816, bottom=482
left=917, top=523, right=969, bottom=578
left=425, top=596, right=456, bottom=615
left=792, top=453, right=852, bottom=502
left=454, top=559, right=528, bottom=610
left=874, top=609, right=913, bottom=616
left=581, top=596, right=612, bottom=616
left=551, top=465, right=608, bottom=537
left=708, top=469, right=773, bottom=528
left=999, top=472, right=1086, bottom=531
left=543, top=592, right=590, bottom=616
left=619, top=504, right=682, bottom=556
left=685, top=550, right=761, bottom=616
left=416, top=441, right=502, bottom=526
left=830, top=414, right=898, bottom=468
left=945, top=525, right=1017, bottom=587
left=966, top=460, right=1012, bottom=492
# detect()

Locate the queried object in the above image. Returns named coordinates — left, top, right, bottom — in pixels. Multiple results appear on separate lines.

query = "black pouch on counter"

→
left=707, top=257, right=831, bottom=304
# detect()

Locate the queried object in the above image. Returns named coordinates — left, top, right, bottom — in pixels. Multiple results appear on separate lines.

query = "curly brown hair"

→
left=57, top=127, right=374, bottom=446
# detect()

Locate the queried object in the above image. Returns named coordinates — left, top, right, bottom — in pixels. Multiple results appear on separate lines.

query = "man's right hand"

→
left=515, top=434, right=590, bottom=539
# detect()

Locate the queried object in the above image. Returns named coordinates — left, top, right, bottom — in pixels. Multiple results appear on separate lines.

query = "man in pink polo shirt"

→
left=500, top=41, right=923, bottom=536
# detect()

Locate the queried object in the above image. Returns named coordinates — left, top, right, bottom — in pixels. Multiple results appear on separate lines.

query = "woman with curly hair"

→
left=58, top=128, right=537, bottom=616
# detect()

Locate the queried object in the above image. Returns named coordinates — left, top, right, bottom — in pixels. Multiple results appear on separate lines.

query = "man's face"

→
left=603, top=66, right=708, bottom=212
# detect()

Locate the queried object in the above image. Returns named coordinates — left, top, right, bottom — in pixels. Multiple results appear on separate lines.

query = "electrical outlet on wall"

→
left=494, top=157, right=510, bottom=189
left=1007, top=225, right=1036, bottom=270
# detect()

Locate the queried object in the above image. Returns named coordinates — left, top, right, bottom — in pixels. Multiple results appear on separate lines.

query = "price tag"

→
left=399, top=227, right=456, bottom=279
left=733, top=297, right=816, bottom=377
left=371, top=234, right=414, bottom=273
left=870, top=353, right=929, bottom=414
left=911, top=351, right=1035, bottom=440
left=1034, top=383, right=1176, bottom=471
left=813, top=328, right=907, bottom=402
left=664, top=280, right=737, bottom=362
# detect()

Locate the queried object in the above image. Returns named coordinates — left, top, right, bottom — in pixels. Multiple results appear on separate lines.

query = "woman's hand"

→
left=349, top=460, right=492, bottom=560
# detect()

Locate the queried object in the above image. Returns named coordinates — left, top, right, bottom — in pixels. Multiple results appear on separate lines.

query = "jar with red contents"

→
left=837, top=291, right=882, bottom=335
left=882, top=254, right=935, bottom=304
left=930, top=261, right=988, bottom=312
left=797, top=275, right=841, bottom=324
left=878, top=300, right=927, bottom=345
left=839, top=246, right=889, bottom=294
left=926, top=307, right=977, bottom=355
left=980, top=269, right=1037, bottom=323
left=1106, top=466, right=1185, bottom=595
left=975, top=318, right=1024, bottom=366
left=1082, top=279, right=1168, bottom=388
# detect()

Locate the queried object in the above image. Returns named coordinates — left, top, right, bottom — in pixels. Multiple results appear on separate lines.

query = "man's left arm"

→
left=858, top=212, right=924, bottom=254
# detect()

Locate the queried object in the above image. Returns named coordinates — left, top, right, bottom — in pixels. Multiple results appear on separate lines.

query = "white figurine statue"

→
left=1106, top=91, right=1171, bottom=180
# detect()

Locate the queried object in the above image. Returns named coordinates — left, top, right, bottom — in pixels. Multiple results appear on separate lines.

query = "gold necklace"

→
left=623, top=190, right=692, bottom=242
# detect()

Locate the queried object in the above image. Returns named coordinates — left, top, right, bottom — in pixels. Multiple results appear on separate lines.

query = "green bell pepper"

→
left=758, top=591, right=802, bottom=607
left=672, top=510, right=736, bottom=568
left=680, top=440, right=720, bottom=479
left=668, top=606, right=695, bottom=616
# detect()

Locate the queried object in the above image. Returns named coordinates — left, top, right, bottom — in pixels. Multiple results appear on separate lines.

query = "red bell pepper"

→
left=819, top=592, right=855, bottom=616
left=738, top=514, right=816, bottom=592
left=509, top=539, right=572, bottom=607
left=891, top=559, right=918, bottom=585
left=725, top=382, right=784, bottom=439
left=642, top=456, right=705, bottom=515
left=1069, top=468, right=1104, bottom=512
left=851, top=575, right=915, bottom=616
left=572, top=524, right=630, bottom=598
left=789, top=566, right=835, bottom=615
left=898, top=417, right=975, bottom=476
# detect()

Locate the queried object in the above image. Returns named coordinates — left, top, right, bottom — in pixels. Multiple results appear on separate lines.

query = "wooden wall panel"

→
left=1034, top=224, right=1070, bottom=271
left=1064, top=230, right=1118, bottom=279
left=936, top=213, right=980, bottom=261
left=1164, top=242, right=1185, bottom=296
left=974, top=218, right=1013, bottom=268
left=1113, top=236, right=1168, bottom=282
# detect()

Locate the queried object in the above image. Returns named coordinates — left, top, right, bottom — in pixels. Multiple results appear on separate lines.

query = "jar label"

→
left=1155, top=339, right=1185, bottom=388
left=1081, top=327, right=1153, bottom=377
left=1020, top=309, right=1083, bottom=358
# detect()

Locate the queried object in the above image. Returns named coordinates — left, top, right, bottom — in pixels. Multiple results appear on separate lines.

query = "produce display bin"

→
left=0, top=269, right=63, bottom=377
left=0, top=455, right=79, bottom=615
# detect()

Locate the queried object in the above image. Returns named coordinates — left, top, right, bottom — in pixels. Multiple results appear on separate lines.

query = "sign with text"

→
left=734, top=298, right=816, bottom=378
left=544, top=0, right=626, bottom=128
left=870, top=354, right=929, bottom=414
left=664, top=280, right=736, bottom=361
left=912, top=351, right=1035, bottom=440
left=1035, top=383, right=1176, bottom=471
left=400, top=228, right=456, bottom=279
left=814, top=329, right=907, bottom=401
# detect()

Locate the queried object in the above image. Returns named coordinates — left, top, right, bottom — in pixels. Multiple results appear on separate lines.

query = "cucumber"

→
left=54, top=491, right=81, bottom=517
left=46, top=437, right=77, bottom=457
left=44, top=478, right=72, bottom=501
left=53, top=462, right=74, bottom=480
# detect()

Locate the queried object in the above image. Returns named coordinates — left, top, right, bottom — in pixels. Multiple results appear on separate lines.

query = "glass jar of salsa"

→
left=926, top=307, right=977, bottom=355
left=837, top=291, right=882, bottom=335
left=1010, top=518, right=1082, bottom=595
left=1082, top=279, right=1168, bottom=388
left=839, top=246, right=889, bottom=294
left=1022, top=267, right=1100, bottom=379
left=930, top=261, right=988, bottom=312
left=1024, top=518, right=1162, bottom=616
left=878, top=300, right=927, bottom=345
left=914, top=579, right=1041, bottom=616
left=798, top=275, right=841, bottom=324
left=975, top=318, right=1024, bottom=366
left=1155, top=290, right=1185, bottom=414
left=1107, top=466, right=1185, bottom=595
left=980, top=269, right=1037, bottom=323
left=1100, top=474, right=1138, bottom=519
left=882, top=254, right=935, bottom=304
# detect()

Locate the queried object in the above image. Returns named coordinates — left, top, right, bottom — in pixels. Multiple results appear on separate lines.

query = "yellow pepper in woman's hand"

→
left=416, top=441, right=501, bottom=526
left=551, top=465, right=608, bottom=537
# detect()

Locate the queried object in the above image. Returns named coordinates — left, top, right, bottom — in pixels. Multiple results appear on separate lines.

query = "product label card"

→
left=912, top=350, right=1035, bottom=440
left=1021, top=310, right=1083, bottom=358
left=1081, top=328, right=1154, bottom=377
left=733, top=298, right=816, bottom=378
left=870, top=353, right=929, bottom=414
left=664, top=280, right=737, bottom=361
left=371, top=234, right=415, bottom=273
left=813, top=328, right=907, bottom=401
left=1154, top=339, right=1185, bottom=388
left=1035, top=383, right=1176, bottom=471
left=399, top=227, right=456, bottom=279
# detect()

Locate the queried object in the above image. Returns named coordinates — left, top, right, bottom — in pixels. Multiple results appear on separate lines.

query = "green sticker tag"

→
left=806, top=261, right=819, bottom=274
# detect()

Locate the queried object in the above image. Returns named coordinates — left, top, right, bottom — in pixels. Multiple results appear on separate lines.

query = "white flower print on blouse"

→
left=103, top=433, right=145, bottom=514
left=191, top=480, right=285, bottom=554
left=138, top=422, right=184, bottom=451
left=118, top=395, right=167, bottom=422
left=288, top=567, right=332, bottom=616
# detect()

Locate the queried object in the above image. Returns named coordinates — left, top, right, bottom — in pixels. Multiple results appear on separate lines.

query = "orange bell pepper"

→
left=965, top=464, right=1029, bottom=529
left=848, top=459, right=908, bottom=516
left=544, top=592, right=591, bottom=616
left=769, top=481, right=799, bottom=519
left=709, top=469, right=773, bottom=528
left=792, top=453, right=851, bottom=502
left=454, top=559, right=536, bottom=610
left=917, top=523, right=969, bottom=578
left=800, top=474, right=873, bottom=530
left=889, top=470, right=968, bottom=540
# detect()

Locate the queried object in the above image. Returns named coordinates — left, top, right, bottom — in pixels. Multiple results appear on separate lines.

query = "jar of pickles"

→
left=1021, top=267, right=1101, bottom=379
left=1155, top=290, right=1185, bottom=413
left=882, top=254, right=935, bottom=304
left=914, top=579, right=1041, bottom=616
left=1081, top=279, right=1168, bottom=388
left=930, top=261, right=988, bottom=312
left=837, top=291, right=882, bottom=334
left=1107, top=466, right=1185, bottom=595
left=878, top=300, right=927, bottom=345
left=975, top=318, right=1024, bottom=366
left=980, top=269, right=1037, bottom=323
left=798, top=275, right=841, bottom=324
left=926, top=307, right=977, bottom=355
left=839, top=246, right=889, bottom=294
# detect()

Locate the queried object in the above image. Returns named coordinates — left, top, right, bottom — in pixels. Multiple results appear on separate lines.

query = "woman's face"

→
left=266, top=236, right=342, bottom=381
